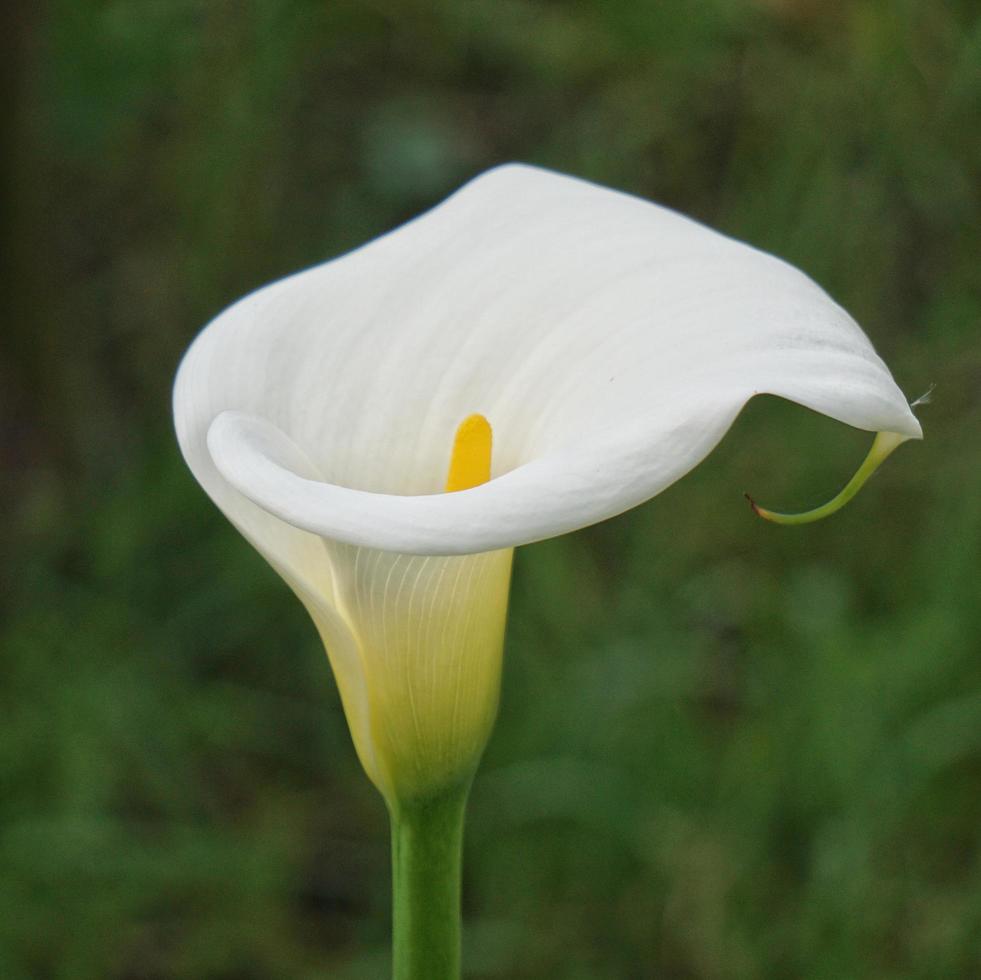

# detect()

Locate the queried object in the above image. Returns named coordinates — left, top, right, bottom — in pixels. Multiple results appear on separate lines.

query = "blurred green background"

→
left=3, top=1, right=980, bottom=977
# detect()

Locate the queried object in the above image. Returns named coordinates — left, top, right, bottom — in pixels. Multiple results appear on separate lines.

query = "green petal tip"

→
left=746, top=430, right=910, bottom=527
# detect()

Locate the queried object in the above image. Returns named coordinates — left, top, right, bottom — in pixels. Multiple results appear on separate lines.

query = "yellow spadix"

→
left=445, top=413, right=493, bottom=493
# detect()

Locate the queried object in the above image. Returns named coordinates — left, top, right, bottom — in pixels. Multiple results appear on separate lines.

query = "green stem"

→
left=390, top=783, right=470, bottom=980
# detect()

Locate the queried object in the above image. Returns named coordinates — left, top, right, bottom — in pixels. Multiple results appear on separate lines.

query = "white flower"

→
left=173, top=164, right=921, bottom=804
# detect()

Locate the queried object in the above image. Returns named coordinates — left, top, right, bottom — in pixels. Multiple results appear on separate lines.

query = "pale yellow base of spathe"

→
left=304, top=413, right=511, bottom=806
left=318, top=543, right=513, bottom=805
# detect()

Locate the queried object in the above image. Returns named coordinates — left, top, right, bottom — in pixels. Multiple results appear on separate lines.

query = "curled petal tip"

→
left=744, top=492, right=784, bottom=524
left=746, top=430, right=910, bottom=527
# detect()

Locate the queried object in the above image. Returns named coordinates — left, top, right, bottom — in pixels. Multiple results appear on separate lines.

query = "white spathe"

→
left=173, top=163, right=921, bottom=802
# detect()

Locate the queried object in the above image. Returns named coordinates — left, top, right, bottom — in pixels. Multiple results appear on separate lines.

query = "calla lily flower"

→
left=173, top=163, right=921, bottom=807
left=175, top=163, right=922, bottom=977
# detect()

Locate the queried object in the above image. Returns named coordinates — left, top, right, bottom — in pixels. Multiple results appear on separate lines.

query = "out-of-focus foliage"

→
left=2, top=1, right=979, bottom=977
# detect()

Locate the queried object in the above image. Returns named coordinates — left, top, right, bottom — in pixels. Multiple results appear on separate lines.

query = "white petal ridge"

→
left=175, top=163, right=921, bottom=559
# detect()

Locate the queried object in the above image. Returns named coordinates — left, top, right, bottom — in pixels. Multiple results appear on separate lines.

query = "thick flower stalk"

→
left=173, top=164, right=922, bottom=978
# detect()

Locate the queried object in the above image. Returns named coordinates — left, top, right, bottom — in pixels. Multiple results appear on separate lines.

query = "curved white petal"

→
left=175, top=163, right=920, bottom=559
